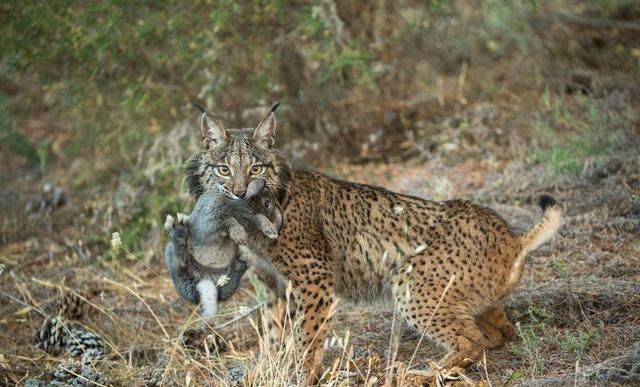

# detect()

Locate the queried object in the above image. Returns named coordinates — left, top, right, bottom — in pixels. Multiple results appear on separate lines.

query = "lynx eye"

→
left=250, top=165, right=266, bottom=176
left=215, top=165, right=231, bottom=177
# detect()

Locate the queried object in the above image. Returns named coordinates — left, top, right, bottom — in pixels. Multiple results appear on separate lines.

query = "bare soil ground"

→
left=1, top=5, right=640, bottom=387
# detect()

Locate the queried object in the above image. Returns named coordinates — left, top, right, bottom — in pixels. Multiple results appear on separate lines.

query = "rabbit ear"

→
left=273, top=206, right=283, bottom=233
left=252, top=102, right=280, bottom=148
left=245, top=179, right=266, bottom=199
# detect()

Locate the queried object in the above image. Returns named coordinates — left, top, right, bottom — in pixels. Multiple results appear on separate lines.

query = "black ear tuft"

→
left=539, top=195, right=557, bottom=211
left=192, top=102, right=207, bottom=114
left=253, top=104, right=278, bottom=148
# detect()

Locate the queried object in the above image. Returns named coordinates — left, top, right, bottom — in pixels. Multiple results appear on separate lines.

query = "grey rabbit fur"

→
left=164, top=178, right=283, bottom=316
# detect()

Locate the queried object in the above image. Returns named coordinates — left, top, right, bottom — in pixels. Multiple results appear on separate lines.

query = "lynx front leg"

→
left=291, top=276, right=336, bottom=385
left=258, top=297, right=295, bottom=354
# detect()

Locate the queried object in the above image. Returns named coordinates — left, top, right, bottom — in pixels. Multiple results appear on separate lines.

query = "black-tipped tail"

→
left=270, top=102, right=281, bottom=113
left=520, top=195, right=562, bottom=253
left=539, top=195, right=557, bottom=211
left=507, top=194, right=563, bottom=292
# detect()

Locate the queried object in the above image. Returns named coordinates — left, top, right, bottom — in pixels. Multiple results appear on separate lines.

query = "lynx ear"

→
left=252, top=102, right=280, bottom=148
left=200, top=111, right=227, bottom=148
left=192, top=102, right=227, bottom=147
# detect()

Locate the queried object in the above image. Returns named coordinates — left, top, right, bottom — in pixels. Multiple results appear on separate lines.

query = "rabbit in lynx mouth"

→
left=164, top=178, right=282, bottom=316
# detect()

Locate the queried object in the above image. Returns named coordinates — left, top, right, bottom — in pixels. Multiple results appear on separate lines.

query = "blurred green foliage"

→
left=0, top=0, right=556, bottom=169
left=1, top=0, right=638, bottom=251
left=531, top=91, right=632, bottom=176
left=0, top=95, right=39, bottom=163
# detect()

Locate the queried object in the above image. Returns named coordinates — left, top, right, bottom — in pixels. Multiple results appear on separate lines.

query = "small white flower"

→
left=111, top=232, right=122, bottom=249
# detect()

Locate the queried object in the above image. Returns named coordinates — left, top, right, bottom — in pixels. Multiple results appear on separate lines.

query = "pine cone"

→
left=66, top=327, right=106, bottom=360
left=140, top=366, right=180, bottom=387
left=36, top=316, right=68, bottom=354
left=180, top=327, right=227, bottom=353
left=23, top=379, right=48, bottom=387
left=50, top=359, right=107, bottom=386
left=226, top=365, right=246, bottom=383
left=56, top=291, right=88, bottom=321
left=140, top=367, right=163, bottom=387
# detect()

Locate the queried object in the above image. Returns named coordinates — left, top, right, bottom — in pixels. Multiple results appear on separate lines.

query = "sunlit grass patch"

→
left=530, top=90, right=634, bottom=176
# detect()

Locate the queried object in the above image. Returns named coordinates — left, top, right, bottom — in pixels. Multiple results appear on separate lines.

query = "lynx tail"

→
left=505, top=195, right=562, bottom=293
left=520, top=195, right=562, bottom=253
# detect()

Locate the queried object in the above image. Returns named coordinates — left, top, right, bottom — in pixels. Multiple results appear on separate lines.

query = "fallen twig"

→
left=214, top=302, right=265, bottom=331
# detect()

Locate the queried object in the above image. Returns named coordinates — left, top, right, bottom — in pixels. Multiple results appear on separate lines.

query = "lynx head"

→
left=185, top=103, right=291, bottom=205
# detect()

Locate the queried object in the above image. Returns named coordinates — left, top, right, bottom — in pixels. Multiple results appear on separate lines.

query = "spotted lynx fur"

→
left=184, top=104, right=562, bottom=383
left=164, top=178, right=282, bottom=317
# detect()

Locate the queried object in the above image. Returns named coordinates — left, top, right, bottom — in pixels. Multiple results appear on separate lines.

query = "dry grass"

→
left=2, top=1, right=640, bottom=386
left=3, top=142, right=638, bottom=386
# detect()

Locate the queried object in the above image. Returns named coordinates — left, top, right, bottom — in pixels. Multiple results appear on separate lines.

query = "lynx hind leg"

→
left=395, top=248, right=493, bottom=370
left=404, top=302, right=491, bottom=370
left=475, top=305, right=516, bottom=348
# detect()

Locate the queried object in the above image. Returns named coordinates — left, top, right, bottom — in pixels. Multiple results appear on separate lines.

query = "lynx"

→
left=184, top=104, right=562, bottom=383
left=164, top=178, right=282, bottom=317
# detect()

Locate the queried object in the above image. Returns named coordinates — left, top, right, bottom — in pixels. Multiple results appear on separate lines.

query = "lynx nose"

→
left=234, top=189, right=246, bottom=198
